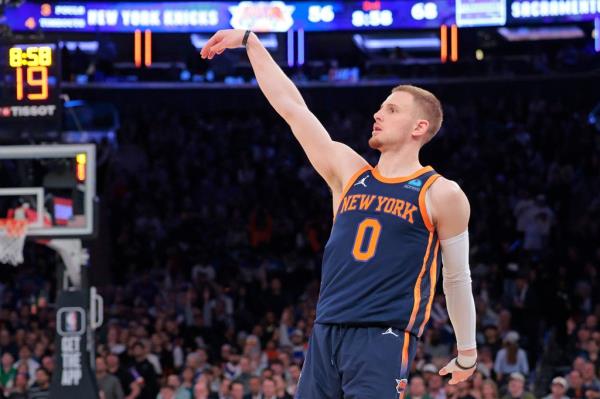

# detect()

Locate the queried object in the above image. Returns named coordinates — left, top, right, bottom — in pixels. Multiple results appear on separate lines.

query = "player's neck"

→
left=376, top=149, right=423, bottom=178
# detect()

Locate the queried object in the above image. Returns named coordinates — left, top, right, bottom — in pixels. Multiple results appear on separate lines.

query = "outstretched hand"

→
left=439, top=358, right=476, bottom=385
left=200, top=29, right=248, bottom=60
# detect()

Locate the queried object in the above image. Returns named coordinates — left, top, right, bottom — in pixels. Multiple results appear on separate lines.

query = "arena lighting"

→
left=298, top=28, right=305, bottom=66
left=352, top=34, right=440, bottom=50
left=595, top=17, right=599, bottom=52
left=440, top=25, right=447, bottom=62
left=475, top=48, right=484, bottom=60
left=287, top=29, right=294, bottom=67
left=76, top=153, right=87, bottom=182
left=134, top=29, right=141, bottom=67
left=497, top=25, right=584, bottom=41
left=64, top=100, right=85, bottom=108
left=190, top=33, right=278, bottom=50
left=144, top=29, right=152, bottom=67
left=450, top=24, right=458, bottom=61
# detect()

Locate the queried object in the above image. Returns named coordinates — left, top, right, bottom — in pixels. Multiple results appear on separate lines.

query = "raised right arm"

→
left=201, top=30, right=368, bottom=192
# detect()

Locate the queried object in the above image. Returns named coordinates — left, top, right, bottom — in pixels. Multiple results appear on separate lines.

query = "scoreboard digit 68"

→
left=1, top=42, right=61, bottom=125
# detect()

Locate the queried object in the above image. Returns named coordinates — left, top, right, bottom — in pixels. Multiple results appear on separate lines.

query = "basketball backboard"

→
left=0, top=144, right=96, bottom=237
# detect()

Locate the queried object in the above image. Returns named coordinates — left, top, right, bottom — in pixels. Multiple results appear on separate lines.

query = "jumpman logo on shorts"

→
left=354, top=175, right=369, bottom=187
left=382, top=327, right=399, bottom=337
left=396, top=378, right=408, bottom=393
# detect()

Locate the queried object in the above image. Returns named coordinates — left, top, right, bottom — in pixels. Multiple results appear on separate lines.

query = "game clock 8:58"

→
left=352, top=9, right=393, bottom=27
left=9, top=46, right=53, bottom=68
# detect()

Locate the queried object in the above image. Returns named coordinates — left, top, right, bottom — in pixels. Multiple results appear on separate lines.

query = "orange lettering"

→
left=394, top=199, right=405, bottom=217
left=359, top=194, right=376, bottom=210
left=341, top=196, right=351, bottom=213
left=375, top=195, right=387, bottom=211
left=348, top=195, right=359, bottom=211
left=402, top=203, right=418, bottom=224
left=384, top=197, right=396, bottom=213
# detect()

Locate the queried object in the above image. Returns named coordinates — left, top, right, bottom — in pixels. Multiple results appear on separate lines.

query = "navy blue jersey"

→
left=316, top=164, right=442, bottom=337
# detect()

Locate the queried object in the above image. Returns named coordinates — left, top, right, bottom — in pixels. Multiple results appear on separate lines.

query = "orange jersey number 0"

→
left=352, top=218, right=381, bottom=261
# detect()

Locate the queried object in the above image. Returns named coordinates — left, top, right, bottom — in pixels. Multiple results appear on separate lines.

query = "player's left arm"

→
left=429, top=177, right=478, bottom=384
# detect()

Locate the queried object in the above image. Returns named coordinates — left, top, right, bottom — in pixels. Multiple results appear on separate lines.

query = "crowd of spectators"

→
left=0, top=85, right=599, bottom=399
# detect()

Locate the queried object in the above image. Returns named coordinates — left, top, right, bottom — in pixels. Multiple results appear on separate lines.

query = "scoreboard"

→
left=5, top=0, right=599, bottom=33
left=0, top=43, right=61, bottom=127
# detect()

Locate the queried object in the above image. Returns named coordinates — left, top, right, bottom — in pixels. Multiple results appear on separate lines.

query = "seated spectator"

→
left=260, top=378, right=278, bottom=399
left=426, top=370, right=446, bottom=399
left=230, top=381, right=244, bottom=399
left=6, top=372, right=28, bottom=399
left=131, top=341, right=160, bottom=399
left=0, top=352, right=17, bottom=391
left=180, top=367, right=196, bottom=395
left=157, top=385, right=176, bottom=399
left=244, top=376, right=261, bottom=399
left=236, top=356, right=254, bottom=391
left=582, top=361, right=600, bottom=392
left=165, top=374, right=191, bottom=399
left=27, top=367, right=50, bottom=399
left=192, top=380, right=211, bottom=399
left=106, top=354, right=134, bottom=398
left=470, top=371, right=485, bottom=399
left=407, top=375, right=432, bottom=399
left=96, top=356, right=124, bottom=399
left=216, top=378, right=231, bottom=399
left=501, top=373, right=534, bottom=399
left=14, top=347, right=39, bottom=387
left=494, top=332, right=529, bottom=382
left=272, top=375, right=292, bottom=399
left=455, top=380, right=476, bottom=399
left=567, top=370, right=585, bottom=399
left=542, top=377, right=569, bottom=399
left=481, top=379, right=499, bottom=399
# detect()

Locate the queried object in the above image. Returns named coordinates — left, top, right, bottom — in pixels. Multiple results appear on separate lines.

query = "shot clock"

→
left=0, top=42, right=61, bottom=127
left=9, top=45, right=53, bottom=101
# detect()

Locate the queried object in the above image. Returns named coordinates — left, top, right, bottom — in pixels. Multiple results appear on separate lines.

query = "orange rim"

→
left=0, top=219, right=28, bottom=237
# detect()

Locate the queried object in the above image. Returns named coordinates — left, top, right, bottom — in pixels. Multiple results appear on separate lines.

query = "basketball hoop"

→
left=0, top=219, right=28, bottom=266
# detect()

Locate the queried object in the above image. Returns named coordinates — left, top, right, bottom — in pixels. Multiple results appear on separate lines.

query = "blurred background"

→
left=0, top=1, right=599, bottom=399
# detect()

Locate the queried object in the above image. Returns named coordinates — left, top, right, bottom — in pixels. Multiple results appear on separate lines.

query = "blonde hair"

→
left=391, top=85, right=443, bottom=143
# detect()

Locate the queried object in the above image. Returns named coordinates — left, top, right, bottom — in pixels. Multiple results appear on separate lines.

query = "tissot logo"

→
left=0, top=105, right=57, bottom=118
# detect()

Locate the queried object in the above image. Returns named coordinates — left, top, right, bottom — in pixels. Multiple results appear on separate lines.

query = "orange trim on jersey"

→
left=418, top=174, right=441, bottom=232
left=398, top=331, right=411, bottom=399
left=333, top=164, right=373, bottom=219
left=418, top=239, right=440, bottom=337
left=371, top=165, right=433, bottom=184
left=406, top=232, right=434, bottom=332
left=400, top=331, right=410, bottom=374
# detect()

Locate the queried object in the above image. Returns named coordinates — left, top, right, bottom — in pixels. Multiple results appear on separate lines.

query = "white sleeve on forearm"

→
left=440, top=230, right=477, bottom=351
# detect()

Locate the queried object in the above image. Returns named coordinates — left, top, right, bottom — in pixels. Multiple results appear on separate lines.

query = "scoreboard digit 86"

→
left=1, top=42, right=61, bottom=123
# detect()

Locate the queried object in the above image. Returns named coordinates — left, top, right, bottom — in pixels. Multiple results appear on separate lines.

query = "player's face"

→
left=369, top=91, right=426, bottom=151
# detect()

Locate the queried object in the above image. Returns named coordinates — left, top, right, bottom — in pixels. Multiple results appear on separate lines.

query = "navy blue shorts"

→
left=295, top=323, right=418, bottom=399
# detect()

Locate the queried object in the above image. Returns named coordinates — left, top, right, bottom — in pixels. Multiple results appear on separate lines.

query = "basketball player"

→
left=201, top=30, right=477, bottom=398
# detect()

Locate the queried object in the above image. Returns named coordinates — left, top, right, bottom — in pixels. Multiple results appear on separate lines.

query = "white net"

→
left=0, top=220, right=28, bottom=266
left=45, top=239, right=89, bottom=288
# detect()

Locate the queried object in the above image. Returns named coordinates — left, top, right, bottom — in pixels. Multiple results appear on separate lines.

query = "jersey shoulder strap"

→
left=418, top=172, right=442, bottom=232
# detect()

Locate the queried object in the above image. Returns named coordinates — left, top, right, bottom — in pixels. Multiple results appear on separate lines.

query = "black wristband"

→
left=242, top=30, right=251, bottom=47
left=455, top=357, right=477, bottom=370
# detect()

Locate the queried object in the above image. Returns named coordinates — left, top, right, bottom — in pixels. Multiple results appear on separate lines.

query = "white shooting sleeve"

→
left=440, top=230, right=477, bottom=350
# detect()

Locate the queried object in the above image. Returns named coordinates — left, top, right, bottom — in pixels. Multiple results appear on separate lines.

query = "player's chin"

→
left=368, top=136, right=383, bottom=149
